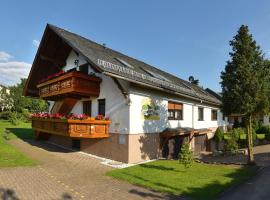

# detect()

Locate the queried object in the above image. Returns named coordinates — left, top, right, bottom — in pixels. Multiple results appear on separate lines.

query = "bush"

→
left=256, top=125, right=270, bottom=141
left=225, top=137, right=239, bottom=154
left=8, top=112, right=20, bottom=125
left=239, top=134, right=247, bottom=140
left=179, top=141, right=194, bottom=168
left=214, top=128, right=224, bottom=143
left=231, top=128, right=245, bottom=141
left=224, top=134, right=232, bottom=140
left=257, top=134, right=266, bottom=140
left=0, top=111, right=13, bottom=120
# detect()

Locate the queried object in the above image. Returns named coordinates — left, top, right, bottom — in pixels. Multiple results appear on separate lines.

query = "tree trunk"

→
left=247, top=115, right=255, bottom=164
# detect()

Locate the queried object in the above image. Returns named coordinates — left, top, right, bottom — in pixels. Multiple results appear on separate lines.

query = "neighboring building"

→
left=24, top=24, right=227, bottom=163
left=0, top=85, right=12, bottom=111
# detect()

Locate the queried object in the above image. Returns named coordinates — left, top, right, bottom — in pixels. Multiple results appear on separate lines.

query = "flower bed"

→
left=31, top=113, right=110, bottom=121
left=38, top=70, right=65, bottom=84
left=32, top=113, right=111, bottom=139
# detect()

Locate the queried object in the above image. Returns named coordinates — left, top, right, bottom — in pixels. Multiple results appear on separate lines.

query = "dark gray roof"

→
left=49, top=24, right=221, bottom=105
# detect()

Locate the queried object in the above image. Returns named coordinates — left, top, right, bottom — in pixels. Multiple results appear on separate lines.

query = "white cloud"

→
left=33, top=39, right=40, bottom=48
left=0, top=51, right=13, bottom=62
left=0, top=61, right=31, bottom=86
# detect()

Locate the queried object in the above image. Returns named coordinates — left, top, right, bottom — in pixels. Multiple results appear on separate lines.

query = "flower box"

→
left=32, top=117, right=111, bottom=139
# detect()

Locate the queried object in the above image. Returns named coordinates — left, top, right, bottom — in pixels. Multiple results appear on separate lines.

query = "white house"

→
left=24, top=24, right=227, bottom=163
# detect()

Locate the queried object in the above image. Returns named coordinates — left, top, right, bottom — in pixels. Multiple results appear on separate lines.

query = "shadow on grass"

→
left=114, top=165, right=257, bottom=200
left=6, top=128, right=74, bottom=154
left=6, top=128, right=34, bottom=140
left=140, top=164, right=175, bottom=171
left=0, top=188, right=73, bottom=200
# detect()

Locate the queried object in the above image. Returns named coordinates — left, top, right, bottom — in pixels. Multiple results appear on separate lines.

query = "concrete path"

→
left=0, top=139, right=184, bottom=200
left=218, top=165, right=270, bottom=200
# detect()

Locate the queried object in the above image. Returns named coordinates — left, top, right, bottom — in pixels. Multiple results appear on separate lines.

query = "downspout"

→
left=190, top=104, right=195, bottom=150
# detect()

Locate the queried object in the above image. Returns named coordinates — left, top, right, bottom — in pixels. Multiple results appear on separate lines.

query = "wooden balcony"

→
left=37, top=71, right=101, bottom=100
left=32, top=118, right=111, bottom=139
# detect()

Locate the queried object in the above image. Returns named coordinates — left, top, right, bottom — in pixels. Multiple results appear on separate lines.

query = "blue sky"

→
left=1, top=0, right=270, bottom=91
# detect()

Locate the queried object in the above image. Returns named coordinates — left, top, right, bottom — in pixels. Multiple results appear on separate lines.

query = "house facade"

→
left=24, top=24, right=227, bottom=163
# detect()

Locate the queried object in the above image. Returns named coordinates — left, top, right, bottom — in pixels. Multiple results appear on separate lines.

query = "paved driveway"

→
left=218, top=165, right=270, bottom=200
left=0, top=139, right=184, bottom=200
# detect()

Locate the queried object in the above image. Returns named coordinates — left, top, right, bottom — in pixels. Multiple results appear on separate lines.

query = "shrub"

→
left=224, top=134, right=232, bottom=140
left=0, top=111, right=13, bottom=120
left=225, top=137, right=239, bottom=154
left=179, top=141, right=194, bottom=168
left=256, top=125, right=270, bottom=141
left=214, top=128, right=224, bottom=143
left=231, top=128, right=245, bottom=142
left=8, top=112, right=20, bottom=125
left=239, top=134, right=247, bottom=140
left=257, top=134, right=265, bottom=140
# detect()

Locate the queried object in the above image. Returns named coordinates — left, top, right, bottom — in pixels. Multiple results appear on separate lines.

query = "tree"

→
left=188, top=76, right=199, bottom=85
left=9, top=78, right=48, bottom=113
left=0, top=85, right=13, bottom=111
left=179, top=141, right=194, bottom=168
left=220, top=25, right=270, bottom=164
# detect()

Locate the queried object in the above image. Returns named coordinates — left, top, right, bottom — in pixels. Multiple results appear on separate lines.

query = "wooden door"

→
left=194, top=134, right=207, bottom=155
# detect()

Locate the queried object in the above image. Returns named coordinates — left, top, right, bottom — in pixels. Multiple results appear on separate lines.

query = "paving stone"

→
left=0, top=139, right=185, bottom=200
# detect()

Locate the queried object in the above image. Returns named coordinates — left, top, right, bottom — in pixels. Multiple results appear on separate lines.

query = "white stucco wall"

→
left=50, top=50, right=228, bottom=135
left=50, top=50, right=130, bottom=134
left=70, top=75, right=130, bottom=134
left=129, top=90, right=227, bottom=134
left=63, top=50, right=88, bottom=72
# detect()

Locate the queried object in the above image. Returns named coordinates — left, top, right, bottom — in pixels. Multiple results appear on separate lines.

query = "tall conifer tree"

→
left=221, top=25, right=270, bottom=164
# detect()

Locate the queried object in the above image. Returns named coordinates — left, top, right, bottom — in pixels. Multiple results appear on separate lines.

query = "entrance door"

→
left=194, top=134, right=207, bottom=155
left=161, top=135, right=186, bottom=159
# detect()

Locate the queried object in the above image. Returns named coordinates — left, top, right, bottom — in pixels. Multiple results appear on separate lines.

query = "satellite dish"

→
left=189, top=76, right=194, bottom=82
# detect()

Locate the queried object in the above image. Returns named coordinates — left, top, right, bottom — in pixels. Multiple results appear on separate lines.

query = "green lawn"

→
left=0, top=120, right=35, bottom=167
left=107, top=160, right=257, bottom=200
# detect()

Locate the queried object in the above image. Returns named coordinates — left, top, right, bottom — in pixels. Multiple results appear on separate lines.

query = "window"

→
left=168, top=101, right=183, bottom=120
left=98, top=99, right=106, bottom=116
left=198, top=107, right=204, bottom=121
left=79, top=64, right=89, bottom=74
left=83, top=101, right=92, bottom=116
left=211, top=110, right=218, bottom=121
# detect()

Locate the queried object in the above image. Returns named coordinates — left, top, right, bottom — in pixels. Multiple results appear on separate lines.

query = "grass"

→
left=107, top=160, right=257, bottom=200
left=0, top=120, right=35, bottom=167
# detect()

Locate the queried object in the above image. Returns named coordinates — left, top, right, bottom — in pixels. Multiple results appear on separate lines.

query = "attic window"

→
left=115, top=58, right=134, bottom=69
left=140, top=67, right=172, bottom=82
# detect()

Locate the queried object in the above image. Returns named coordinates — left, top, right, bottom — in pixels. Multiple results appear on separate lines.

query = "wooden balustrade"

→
left=37, top=71, right=101, bottom=100
left=32, top=118, right=111, bottom=139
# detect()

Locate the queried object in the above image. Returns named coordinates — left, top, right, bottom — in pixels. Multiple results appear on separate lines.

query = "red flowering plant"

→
left=31, top=112, right=50, bottom=119
left=95, top=115, right=110, bottom=121
left=31, top=112, right=66, bottom=119
left=67, top=113, right=89, bottom=120
left=38, top=70, right=65, bottom=84
left=50, top=113, right=66, bottom=119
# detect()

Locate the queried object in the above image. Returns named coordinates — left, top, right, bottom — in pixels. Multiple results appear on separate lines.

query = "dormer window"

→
left=115, top=58, right=134, bottom=69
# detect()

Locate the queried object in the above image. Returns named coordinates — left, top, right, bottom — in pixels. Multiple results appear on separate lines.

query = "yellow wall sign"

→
left=141, top=98, right=160, bottom=120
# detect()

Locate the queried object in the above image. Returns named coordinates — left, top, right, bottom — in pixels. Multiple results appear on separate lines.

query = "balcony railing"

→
left=37, top=71, right=101, bottom=100
left=32, top=118, right=111, bottom=139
